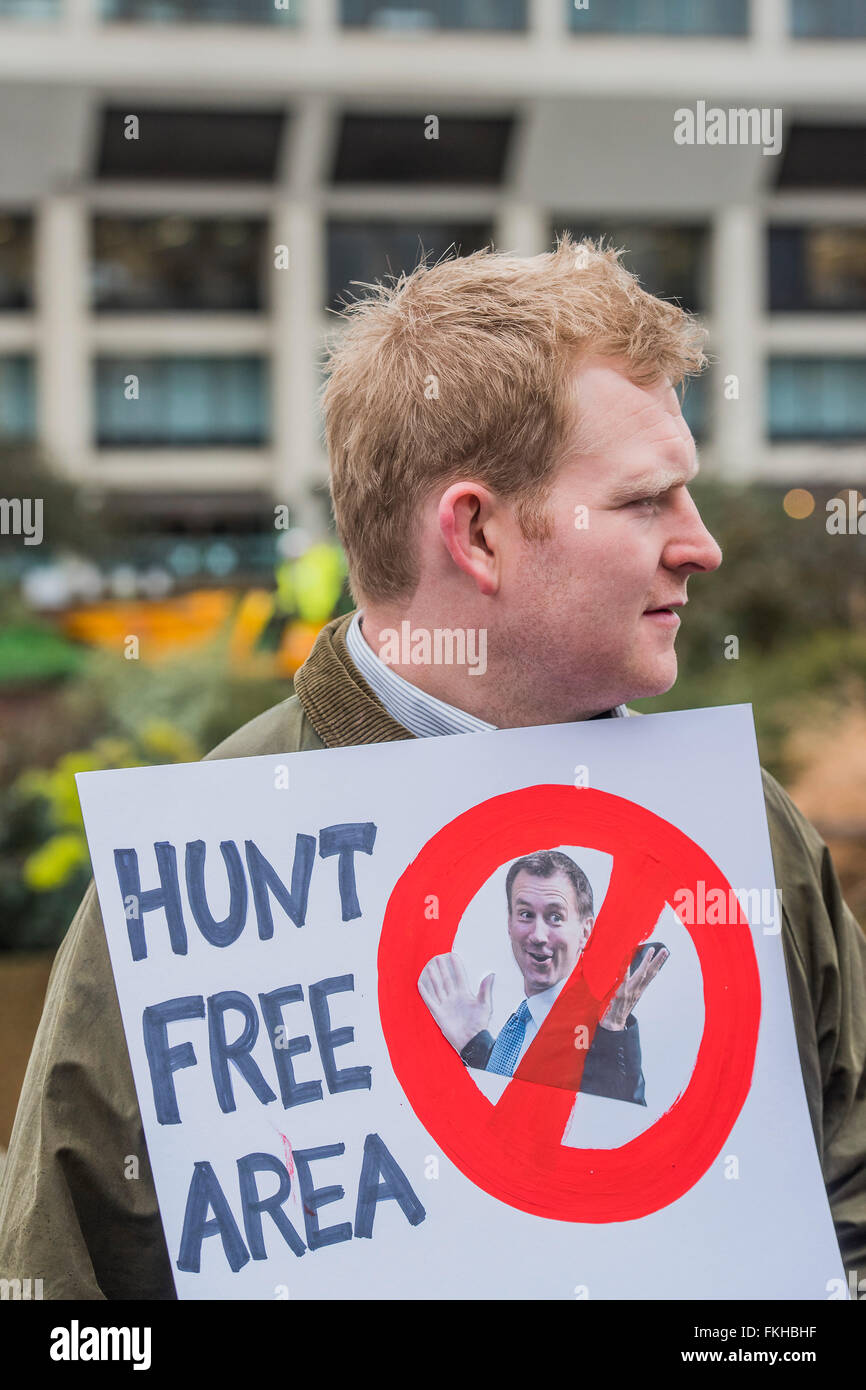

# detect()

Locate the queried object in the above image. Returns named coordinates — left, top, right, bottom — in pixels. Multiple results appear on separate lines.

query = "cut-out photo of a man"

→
left=418, top=849, right=668, bottom=1105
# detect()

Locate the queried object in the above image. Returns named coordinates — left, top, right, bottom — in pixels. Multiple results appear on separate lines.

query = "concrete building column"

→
left=305, top=0, right=337, bottom=36
left=496, top=201, right=547, bottom=256
left=271, top=196, right=326, bottom=536
left=35, top=193, right=90, bottom=481
left=528, top=0, right=568, bottom=41
left=751, top=0, right=788, bottom=45
left=65, top=0, right=96, bottom=25
left=710, top=203, right=764, bottom=479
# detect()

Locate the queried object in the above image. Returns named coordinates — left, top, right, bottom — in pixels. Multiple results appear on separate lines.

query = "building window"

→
left=550, top=221, right=708, bottom=314
left=0, top=215, right=34, bottom=310
left=768, top=358, right=866, bottom=441
left=332, top=114, right=514, bottom=185
left=94, top=356, right=270, bottom=447
left=777, top=126, right=866, bottom=190
left=0, top=0, right=58, bottom=16
left=95, top=108, right=286, bottom=182
left=326, top=218, right=494, bottom=310
left=680, top=372, right=708, bottom=442
left=0, top=357, right=36, bottom=441
left=567, top=0, right=747, bottom=35
left=769, top=227, right=866, bottom=313
left=94, top=508, right=278, bottom=585
left=341, top=1, right=526, bottom=30
left=101, top=0, right=296, bottom=20
left=92, top=217, right=268, bottom=312
left=791, top=0, right=866, bottom=38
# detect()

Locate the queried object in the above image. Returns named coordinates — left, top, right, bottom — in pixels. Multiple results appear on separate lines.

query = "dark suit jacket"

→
left=460, top=1013, right=646, bottom=1105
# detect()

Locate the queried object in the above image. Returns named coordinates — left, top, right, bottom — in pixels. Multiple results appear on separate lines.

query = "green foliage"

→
left=632, top=481, right=866, bottom=778
left=0, top=636, right=292, bottom=950
left=0, top=785, right=87, bottom=950
left=59, top=632, right=291, bottom=755
left=275, top=542, right=348, bottom=623
left=0, top=623, right=85, bottom=686
left=0, top=721, right=207, bottom=950
left=666, top=480, right=865, bottom=663
left=635, top=630, right=866, bottom=778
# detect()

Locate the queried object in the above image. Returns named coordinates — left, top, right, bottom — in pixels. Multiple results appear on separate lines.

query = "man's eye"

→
left=626, top=496, right=659, bottom=509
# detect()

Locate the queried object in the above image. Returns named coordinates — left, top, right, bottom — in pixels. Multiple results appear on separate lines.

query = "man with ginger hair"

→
left=2, top=235, right=865, bottom=1297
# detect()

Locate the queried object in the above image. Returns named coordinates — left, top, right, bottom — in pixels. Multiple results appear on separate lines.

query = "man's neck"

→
left=357, top=607, right=616, bottom=727
left=526, top=978, right=566, bottom=1003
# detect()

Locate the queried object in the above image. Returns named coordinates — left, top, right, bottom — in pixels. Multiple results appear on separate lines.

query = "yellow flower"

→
left=275, top=543, right=347, bottom=623
left=42, top=752, right=105, bottom=829
left=139, top=720, right=201, bottom=765
left=14, top=769, right=53, bottom=801
left=92, top=736, right=137, bottom=767
left=293, top=544, right=346, bottom=624
left=23, top=832, right=90, bottom=891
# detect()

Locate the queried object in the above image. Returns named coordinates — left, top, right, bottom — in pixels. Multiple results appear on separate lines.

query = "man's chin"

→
left=524, top=968, right=554, bottom=994
left=620, top=654, right=679, bottom=703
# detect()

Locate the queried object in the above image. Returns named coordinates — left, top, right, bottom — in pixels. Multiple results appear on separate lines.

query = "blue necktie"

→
left=486, top=998, right=532, bottom=1077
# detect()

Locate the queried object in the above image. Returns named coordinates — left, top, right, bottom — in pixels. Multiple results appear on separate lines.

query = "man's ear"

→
left=437, top=482, right=500, bottom=597
left=580, top=915, right=594, bottom=950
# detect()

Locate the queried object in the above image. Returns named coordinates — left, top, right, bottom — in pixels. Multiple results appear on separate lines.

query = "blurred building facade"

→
left=0, top=0, right=865, bottom=566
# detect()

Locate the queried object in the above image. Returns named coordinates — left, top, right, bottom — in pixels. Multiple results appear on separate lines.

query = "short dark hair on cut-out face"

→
left=505, top=850, right=594, bottom=920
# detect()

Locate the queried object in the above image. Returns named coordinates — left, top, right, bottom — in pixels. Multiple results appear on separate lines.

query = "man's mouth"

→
left=527, top=951, right=553, bottom=965
left=643, top=601, right=684, bottom=625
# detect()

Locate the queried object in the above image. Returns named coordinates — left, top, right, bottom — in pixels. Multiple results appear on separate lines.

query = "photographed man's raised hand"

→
left=418, top=952, right=494, bottom=1052
left=599, top=944, right=669, bottom=1031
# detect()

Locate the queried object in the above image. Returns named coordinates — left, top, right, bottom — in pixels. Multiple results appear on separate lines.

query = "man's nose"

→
left=528, top=916, right=550, bottom=941
left=662, top=491, right=723, bottom=575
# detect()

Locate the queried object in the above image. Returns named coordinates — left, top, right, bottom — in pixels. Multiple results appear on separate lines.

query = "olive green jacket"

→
left=1, top=613, right=865, bottom=1298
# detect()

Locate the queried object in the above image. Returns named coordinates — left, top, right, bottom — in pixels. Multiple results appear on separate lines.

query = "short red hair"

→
left=323, top=233, right=706, bottom=603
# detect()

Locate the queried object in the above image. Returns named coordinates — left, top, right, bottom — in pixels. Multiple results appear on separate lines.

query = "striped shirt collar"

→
left=345, top=610, right=628, bottom=739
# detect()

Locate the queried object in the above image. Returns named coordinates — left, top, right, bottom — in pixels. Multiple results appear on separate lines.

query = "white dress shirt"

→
left=517, top=980, right=568, bottom=1064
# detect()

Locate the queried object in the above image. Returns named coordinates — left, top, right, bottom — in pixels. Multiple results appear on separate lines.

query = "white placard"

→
left=76, top=704, right=845, bottom=1300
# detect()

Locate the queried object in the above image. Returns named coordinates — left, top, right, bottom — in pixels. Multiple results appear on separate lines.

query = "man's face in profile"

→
left=507, top=869, right=593, bottom=997
left=500, top=358, right=723, bottom=720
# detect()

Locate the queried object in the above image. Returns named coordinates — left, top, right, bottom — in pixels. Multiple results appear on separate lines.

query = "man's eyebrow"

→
left=513, top=894, right=568, bottom=909
left=607, top=463, right=699, bottom=506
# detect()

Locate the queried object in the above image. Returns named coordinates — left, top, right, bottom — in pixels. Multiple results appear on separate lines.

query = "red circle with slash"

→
left=378, top=786, right=761, bottom=1223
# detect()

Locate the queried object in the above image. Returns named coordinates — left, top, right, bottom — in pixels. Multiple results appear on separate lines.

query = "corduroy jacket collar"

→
left=294, top=610, right=415, bottom=748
